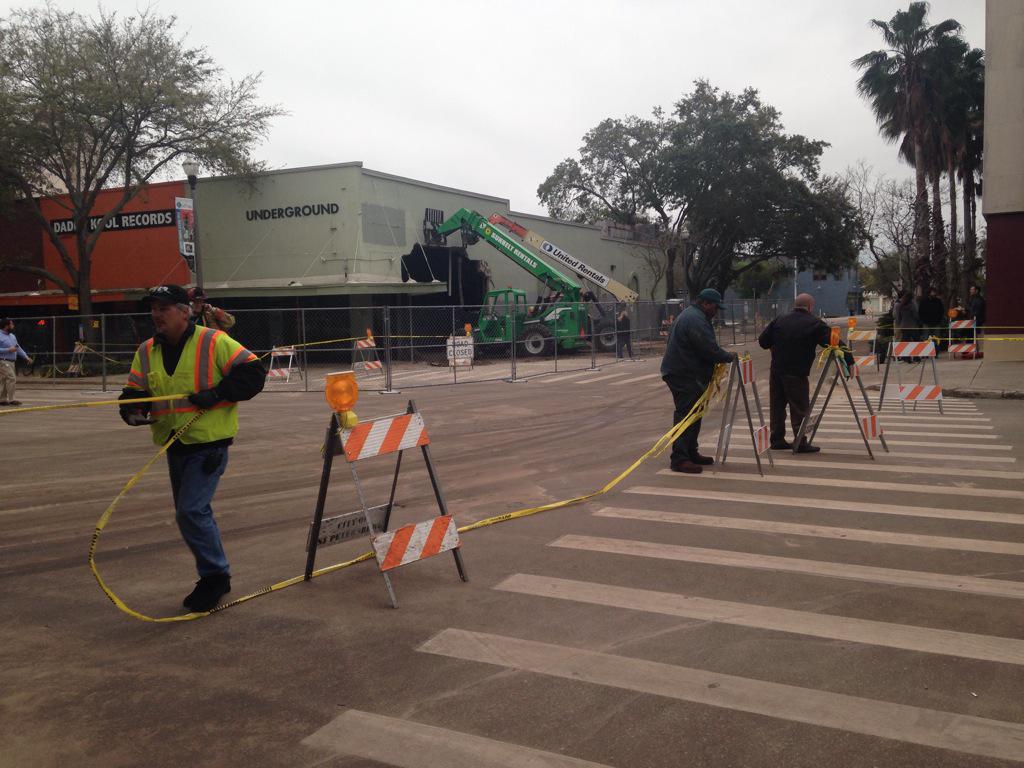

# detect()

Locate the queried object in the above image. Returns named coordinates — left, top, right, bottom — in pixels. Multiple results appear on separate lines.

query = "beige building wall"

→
left=194, top=162, right=660, bottom=304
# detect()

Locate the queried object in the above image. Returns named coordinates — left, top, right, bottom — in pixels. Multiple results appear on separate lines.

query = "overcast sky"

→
left=3, top=0, right=985, bottom=215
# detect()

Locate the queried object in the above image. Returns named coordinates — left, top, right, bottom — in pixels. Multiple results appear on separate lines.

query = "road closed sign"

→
left=446, top=336, right=473, bottom=367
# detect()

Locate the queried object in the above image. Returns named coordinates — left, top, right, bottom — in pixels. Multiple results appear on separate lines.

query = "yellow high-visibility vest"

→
left=126, top=327, right=258, bottom=446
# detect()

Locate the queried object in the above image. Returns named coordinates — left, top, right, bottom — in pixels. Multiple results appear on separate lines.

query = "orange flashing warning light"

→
left=829, top=327, right=841, bottom=347
left=464, top=323, right=473, bottom=337
left=847, top=317, right=857, bottom=329
left=325, top=370, right=359, bottom=413
left=365, top=328, right=374, bottom=340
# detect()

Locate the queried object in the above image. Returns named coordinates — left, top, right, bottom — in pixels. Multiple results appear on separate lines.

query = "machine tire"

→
left=518, top=325, right=555, bottom=357
left=593, top=320, right=617, bottom=353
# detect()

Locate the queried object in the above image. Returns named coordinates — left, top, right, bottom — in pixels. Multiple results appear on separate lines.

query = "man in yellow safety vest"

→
left=119, top=285, right=265, bottom=612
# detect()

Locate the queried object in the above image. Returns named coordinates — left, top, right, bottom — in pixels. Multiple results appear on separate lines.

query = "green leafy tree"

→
left=539, top=82, right=862, bottom=298
left=0, top=5, right=283, bottom=317
left=666, top=82, right=862, bottom=294
left=853, top=1, right=963, bottom=293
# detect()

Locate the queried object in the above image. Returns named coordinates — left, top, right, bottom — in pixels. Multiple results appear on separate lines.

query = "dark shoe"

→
left=6, top=400, right=21, bottom=406
left=670, top=460, right=703, bottom=474
left=795, top=443, right=821, bottom=454
left=770, top=441, right=793, bottom=450
left=183, top=573, right=231, bottom=612
left=0, top=402, right=10, bottom=406
left=691, top=453, right=715, bottom=466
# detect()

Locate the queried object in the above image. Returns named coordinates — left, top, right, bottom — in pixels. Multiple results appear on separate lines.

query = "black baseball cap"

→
left=141, top=284, right=190, bottom=307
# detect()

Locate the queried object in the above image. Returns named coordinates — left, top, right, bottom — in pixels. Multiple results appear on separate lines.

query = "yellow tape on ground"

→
left=88, top=364, right=727, bottom=622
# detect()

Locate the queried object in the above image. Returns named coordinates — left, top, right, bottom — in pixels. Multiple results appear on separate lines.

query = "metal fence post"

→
left=300, top=308, right=309, bottom=393
left=381, top=306, right=398, bottom=394
left=408, top=305, right=414, bottom=364
left=451, top=305, right=457, bottom=385
left=51, top=316, right=57, bottom=387
left=509, top=300, right=517, bottom=382
left=100, top=314, right=107, bottom=392
left=590, top=314, right=597, bottom=370
left=731, top=304, right=737, bottom=346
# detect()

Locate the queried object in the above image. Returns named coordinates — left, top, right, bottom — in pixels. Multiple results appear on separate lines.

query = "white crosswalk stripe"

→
left=610, top=372, right=663, bottom=386
left=496, top=574, right=1024, bottom=665
left=723, top=445, right=1016, bottom=462
left=721, top=455, right=1024, bottom=480
left=655, top=468, right=1024, bottom=499
left=813, top=427, right=999, bottom=438
left=593, top=506, right=1024, bottom=555
left=550, top=534, right=1024, bottom=599
left=420, top=629, right=1024, bottom=763
left=624, top=486, right=1024, bottom=526
left=304, top=709, right=613, bottom=767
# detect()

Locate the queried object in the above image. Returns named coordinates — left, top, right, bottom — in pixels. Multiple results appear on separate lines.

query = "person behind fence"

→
left=758, top=293, right=835, bottom=453
left=918, top=287, right=945, bottom=342
left=615, top=303, right=633, bottom=359
left=661, top=288, right=736, bottom=474
left=968, top=285, right=986, bottom=330
left=119, top=285, right=265, bottom=612
left=189, top=287, right=236, bottom=333
left=893, top=290, right=919, bottom=342
left=1, top=317, right=33, bottom=407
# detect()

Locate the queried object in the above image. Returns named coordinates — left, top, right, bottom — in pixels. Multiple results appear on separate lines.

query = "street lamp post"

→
left=182, top=160, right=203, bottom=289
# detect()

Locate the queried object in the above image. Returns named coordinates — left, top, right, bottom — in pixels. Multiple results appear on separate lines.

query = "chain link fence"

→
left=10, top=299, right=794, bottom=392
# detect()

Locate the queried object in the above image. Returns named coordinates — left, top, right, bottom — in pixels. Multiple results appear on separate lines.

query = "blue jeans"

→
left=167, top=445, right=230, bottom=578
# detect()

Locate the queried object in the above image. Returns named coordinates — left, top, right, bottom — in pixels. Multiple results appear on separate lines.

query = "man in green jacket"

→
left=660, top=289, right=735, bottom=474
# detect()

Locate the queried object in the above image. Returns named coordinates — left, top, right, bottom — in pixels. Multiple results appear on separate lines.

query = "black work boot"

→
left=183, top=573, right=231, bottom=612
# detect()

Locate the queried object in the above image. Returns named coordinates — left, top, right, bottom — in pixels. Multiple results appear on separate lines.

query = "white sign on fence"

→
left=446, top=336, right=474, bottom=367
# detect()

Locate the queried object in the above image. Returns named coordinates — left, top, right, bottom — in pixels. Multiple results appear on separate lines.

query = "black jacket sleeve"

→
left=216, top=359, right=266, bottom=402
left=816, top=321, right=832, bottom=348
left=758, top=319, right=775, bottom=350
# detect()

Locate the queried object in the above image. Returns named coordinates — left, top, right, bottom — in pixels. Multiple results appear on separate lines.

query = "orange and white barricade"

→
left=879, top=341, right=944, bottom=415
left=897, top=385, right=943, bottom=402
left=304, top=400, right=467, bottom=608
left=353, top=330, right=384, bottom=375
left=266, top=346, right=301, bottom=383
left=67, top=341, right=88, bottom=375
left=846, top=328, right=877, bottom=356
left=714, top=356, right=774, bottom=475
left=860, top=414, right=883, bottom=439
left=948, top=319, right=977, bottom=358
left=948, top=342, right=977, bottom=359
left=794, top=346, right=888, bottom=460
left=851, top=355, right=877, bottom=378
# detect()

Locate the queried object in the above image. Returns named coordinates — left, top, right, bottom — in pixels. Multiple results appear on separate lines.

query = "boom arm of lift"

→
left=488, top=213, right=639, bottom=304
left=434, top=208, right=583, bottom=298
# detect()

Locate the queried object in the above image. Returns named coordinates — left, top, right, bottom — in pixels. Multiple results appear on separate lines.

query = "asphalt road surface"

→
left=3, top=350, right=1023, bottom=767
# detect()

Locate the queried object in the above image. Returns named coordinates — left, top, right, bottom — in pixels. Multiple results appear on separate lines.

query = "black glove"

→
left=188, top=387, right=223, bottom=410
left=120, top=407, right=154, bottom=426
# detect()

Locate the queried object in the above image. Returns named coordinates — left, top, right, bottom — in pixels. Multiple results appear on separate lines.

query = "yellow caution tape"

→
left=87, top=364, right=728, bottom=623
left=0, top=394, right=189, bottom=417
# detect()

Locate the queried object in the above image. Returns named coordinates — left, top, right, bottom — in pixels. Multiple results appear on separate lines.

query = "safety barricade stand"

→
left=846, top=328, right=878, bottom=357
left=352, top=329, right=384, bottom=377
left=266, top=346, right=302, bottom=383
left=67, top=341, right=88, bottom=375
left=304, top=397, right=468, bottom=608
left=948, top=319, right=977, bottom=359
left=794, top=332, right=889, bottom=460
left=878, top=340, right=944, bottom=415
left=713, top=356, right=774, bottom=476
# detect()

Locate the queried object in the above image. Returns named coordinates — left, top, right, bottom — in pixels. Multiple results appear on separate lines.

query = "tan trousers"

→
left=0, top=360, right=16, bottom=403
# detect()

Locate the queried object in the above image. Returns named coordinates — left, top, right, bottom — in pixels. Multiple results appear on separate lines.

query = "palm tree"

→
left=854, top=2, right=962, bottom=293
left=952, top=48, right=984, bottom=304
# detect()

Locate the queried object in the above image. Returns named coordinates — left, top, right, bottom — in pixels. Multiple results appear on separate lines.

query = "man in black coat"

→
left=661, top=288, right=736, bottom=474
left=758, top=293, right=831, bottom=453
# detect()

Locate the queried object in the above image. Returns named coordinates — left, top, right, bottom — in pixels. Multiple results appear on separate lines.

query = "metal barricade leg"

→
left=714, top=362, right=738, bottom=465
